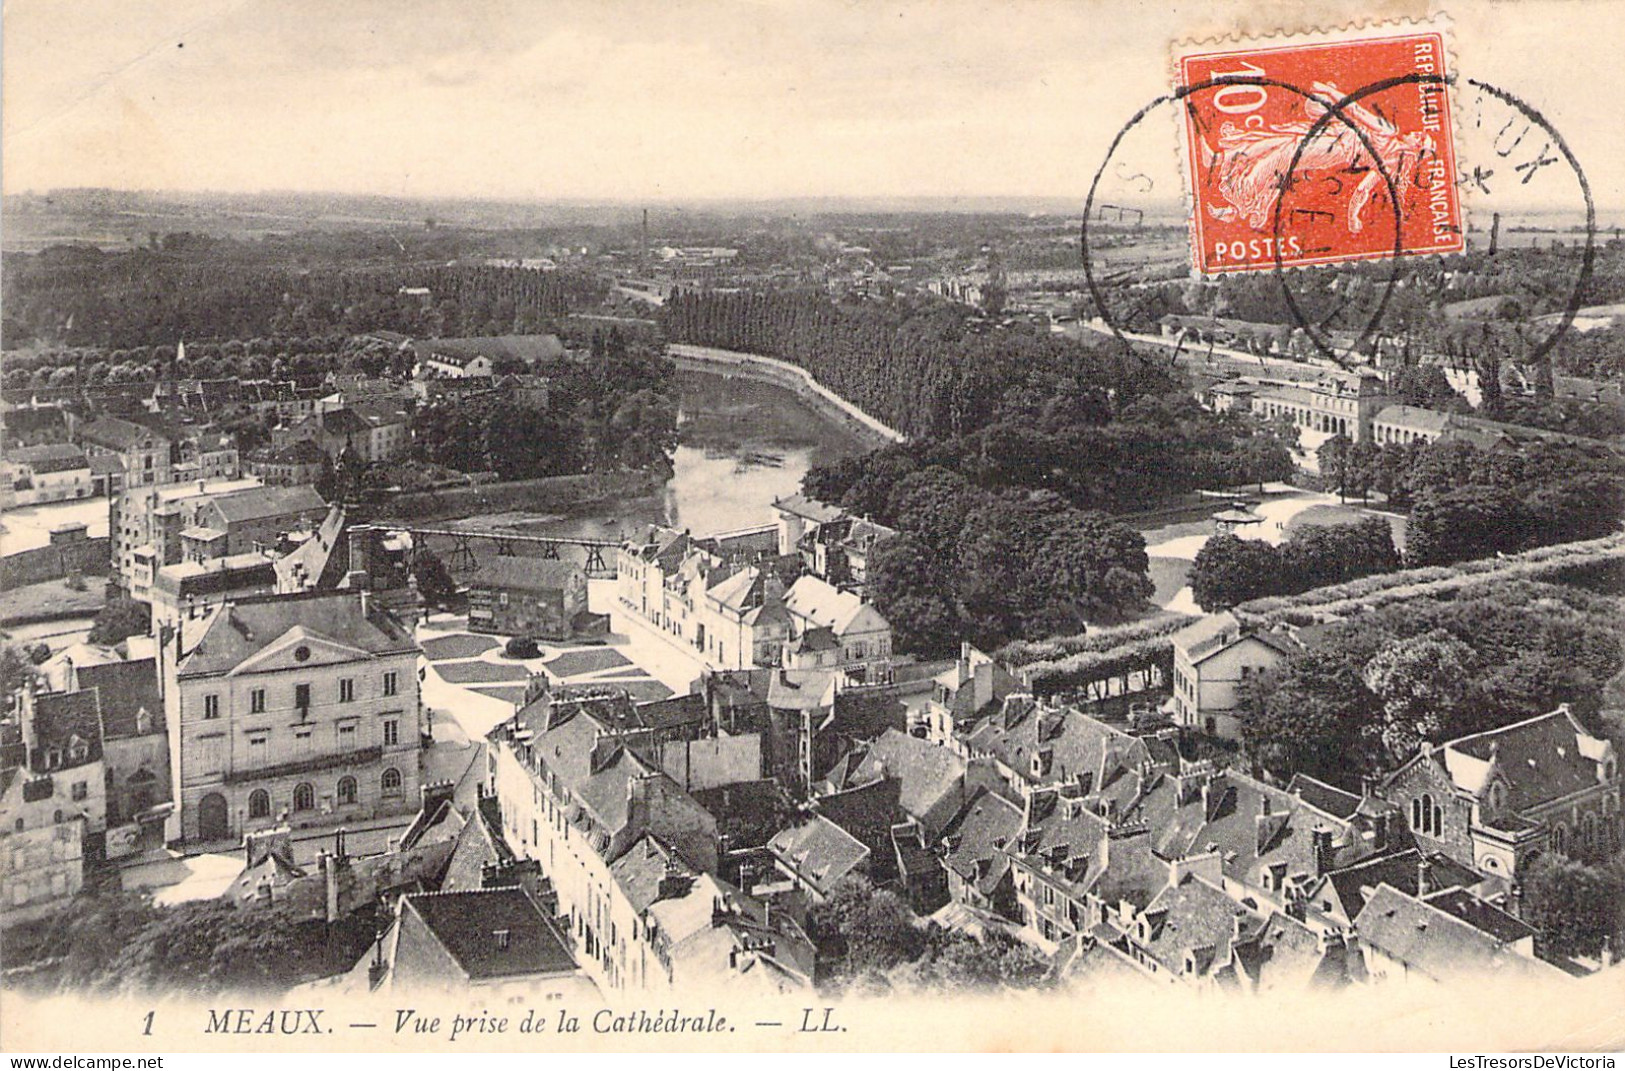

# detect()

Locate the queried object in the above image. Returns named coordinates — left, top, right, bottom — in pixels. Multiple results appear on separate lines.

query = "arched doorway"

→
left=197, top=792, right=229, bottom=842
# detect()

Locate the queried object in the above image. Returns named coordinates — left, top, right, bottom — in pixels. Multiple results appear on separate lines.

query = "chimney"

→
left=1311, top=825, right=1335, bottom=878
left=1416, top=855, right=1433, bottom=897
left=656, top=854, right=691, bottom=902
left=1360, top=774, right=1382, bottom=800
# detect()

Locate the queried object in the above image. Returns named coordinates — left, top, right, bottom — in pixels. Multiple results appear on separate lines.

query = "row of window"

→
left=245, top=768, right=403, bottom=819
left=1410, top=794, right=1446, bottom=837
left=202, top=672, right=400, bottom=719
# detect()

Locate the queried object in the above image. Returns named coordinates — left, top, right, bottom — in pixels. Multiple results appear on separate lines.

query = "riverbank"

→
left=370, top=469, right=667, bottom=525
left=667, top=343, right=905, bottom=448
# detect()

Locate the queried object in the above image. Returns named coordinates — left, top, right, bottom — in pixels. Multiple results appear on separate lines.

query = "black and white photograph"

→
left=1, top=0, right=1623, bottom=1055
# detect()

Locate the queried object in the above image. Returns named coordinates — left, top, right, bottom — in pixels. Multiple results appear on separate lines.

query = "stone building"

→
left=160, top=591, right=424, bottom=845
left=466, top=557, right=588, bottom=641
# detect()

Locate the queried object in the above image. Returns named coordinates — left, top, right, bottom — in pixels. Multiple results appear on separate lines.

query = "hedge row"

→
left=996, top=611, right=1197, bottom=668
left=1236, top=533, right=1625, bottom=625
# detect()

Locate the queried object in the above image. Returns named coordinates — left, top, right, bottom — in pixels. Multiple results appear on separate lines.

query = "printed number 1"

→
left=143, top=1011, right=155, bottom=1036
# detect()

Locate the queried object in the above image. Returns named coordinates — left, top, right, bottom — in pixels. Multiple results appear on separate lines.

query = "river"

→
left=500, top=369, right=874, bottom=540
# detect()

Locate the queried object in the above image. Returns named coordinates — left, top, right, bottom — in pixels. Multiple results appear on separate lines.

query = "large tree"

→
left=1189, top=534, right=1280, bottom=612
left=867, top=534, right=963, bottom=657
left=1362, top=630, right=1479, bottom=762
left=87, top=597, right=150, bottom=648
left=1521, top=852, right=1624, bottom=960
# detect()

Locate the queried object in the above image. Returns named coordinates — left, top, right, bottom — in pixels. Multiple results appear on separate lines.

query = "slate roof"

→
left=783, top=576, right=869, bottom=634
left=1355, top=884, right=1566, bottom=984
left=1288, top=774, right=1363, bottom=820
left=80, top=415, right=168, bottom=449
left=1423, top=888, right=1535, bottom=945
left=766, top=669, right=836, bottom=712
left=351, top=400, right=411, bottom=427
left=177, top=591, right=417, bottom=678
left=707, top=567, right=761, bottom=612
left=767, top=813, right=870, bottom=896
left=1374, top=405, right=1454, bottom=434
left=1138, top=769, right=1364, bottom=894
left=1444, top=708, right=1612, bottom=813
left=468, top=556, right=582, bottom=594
left=772, top=494, right=845, bottom=525
left=438, top=807, right=510, bottom=893
left=692, top=780, right=795, bottom=851
left=414, top=335, right=565, bottom=364
left=963, top=700, right=1167, bottom=807
left=1011, top=787, right=1114, bottom=896
left=402, top=888, right=578, bottom=981
left=1171, top=612, right=1296, bottom=663
left=1137, top=874, right=1252, bottom=976
left=321, top=409, right=371, bottom=436
left=626, top=524, right=690, bottom=568
left=74, top=659, right=161, bottom=740
left=941, top=789, right=1024, bottom=896
left=28, top=690, right=104, bottom=772
left=1319, top=848, right=1481, bottom=922
left=843, top=729, right=966, bottom=832
left=9, top=443, right=89, bottom=472
left=207, top=484, right=327, bottom=525
left=500, top=689, right=671, bottom=847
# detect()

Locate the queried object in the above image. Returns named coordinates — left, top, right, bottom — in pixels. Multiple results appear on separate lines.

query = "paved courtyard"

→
left=417, top=597, right=692, bottom=741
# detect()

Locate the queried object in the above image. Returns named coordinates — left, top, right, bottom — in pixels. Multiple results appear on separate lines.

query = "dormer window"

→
left=494, top=929, right=511, bottom=950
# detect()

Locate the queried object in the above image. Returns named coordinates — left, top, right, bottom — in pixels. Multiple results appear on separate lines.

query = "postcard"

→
left=2, top=0, right=1622, bottom=1055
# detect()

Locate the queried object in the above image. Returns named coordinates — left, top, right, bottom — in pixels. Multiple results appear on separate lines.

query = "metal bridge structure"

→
left=365, top=523, right=621, bottom=579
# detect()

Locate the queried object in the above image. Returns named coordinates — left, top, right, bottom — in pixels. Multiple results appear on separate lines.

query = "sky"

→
left=5, top=0, right=1625, bottom=207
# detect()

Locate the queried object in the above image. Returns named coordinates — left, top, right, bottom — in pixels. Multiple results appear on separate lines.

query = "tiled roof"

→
left=1355, top=884, right=1566, bottom=984
left=941, top=789, right=1023, bottom=893
left=207, top=484, right=327, bottom=525
left=403, top=888, right=577, bottom=981
left=768, top=813, right=869, bottom=896
left=178, top=591, right=417, bottom=677
left=9, top=443, right=89, bottom=472
left=468, top=556, right=582, bottom=594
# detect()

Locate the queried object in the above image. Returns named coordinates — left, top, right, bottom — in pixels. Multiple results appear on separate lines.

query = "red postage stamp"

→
left=1178, top=30, right=1462, bottom=274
